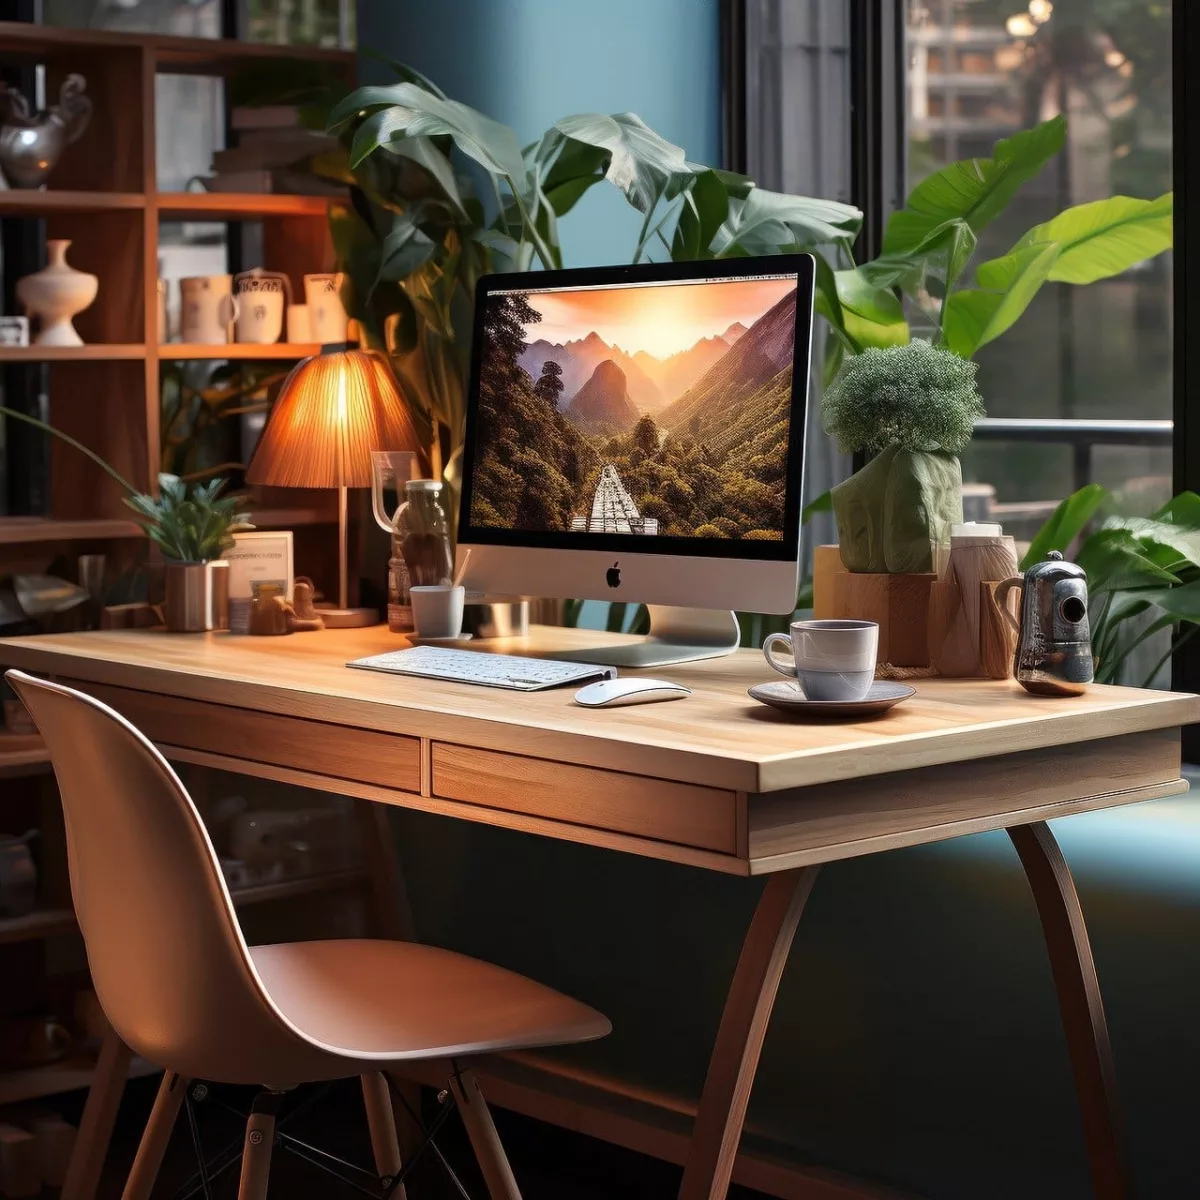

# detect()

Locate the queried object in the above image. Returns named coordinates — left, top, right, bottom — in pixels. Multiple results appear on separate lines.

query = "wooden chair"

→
left=6, top=669, right=610, bottom=1199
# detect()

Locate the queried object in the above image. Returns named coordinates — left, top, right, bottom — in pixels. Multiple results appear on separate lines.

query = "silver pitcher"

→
left=995, top=550, right=1093, bottom=696
left=0, top=74, right=92, bottom=188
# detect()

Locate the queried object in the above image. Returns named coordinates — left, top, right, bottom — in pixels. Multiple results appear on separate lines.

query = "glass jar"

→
left=392, top=480, right=454, bottom=594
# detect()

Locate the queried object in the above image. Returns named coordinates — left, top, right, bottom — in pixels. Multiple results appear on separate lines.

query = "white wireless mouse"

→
left=573, top=678, right=692, bottom=708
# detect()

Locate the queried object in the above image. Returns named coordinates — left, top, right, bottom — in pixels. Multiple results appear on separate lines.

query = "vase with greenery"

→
left=0, top=405, right=251, bottom=629
left=821, top=342, right=984, bottom=573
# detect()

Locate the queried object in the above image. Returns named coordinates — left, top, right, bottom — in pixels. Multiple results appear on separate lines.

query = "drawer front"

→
left=75, top=682, right=421, bottom=795
left=432, top=743, right=737, bottom=853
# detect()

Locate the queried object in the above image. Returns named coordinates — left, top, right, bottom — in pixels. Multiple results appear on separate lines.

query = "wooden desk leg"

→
left=61, top=1022, right=133, bottom=1200
left=677, top=867, right=820, bottom=1200
left=1008, top=822, right=1134, bottom=1200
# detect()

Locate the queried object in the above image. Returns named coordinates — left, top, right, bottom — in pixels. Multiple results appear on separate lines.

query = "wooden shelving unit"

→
left=0, top=22, right=357, bottom=1111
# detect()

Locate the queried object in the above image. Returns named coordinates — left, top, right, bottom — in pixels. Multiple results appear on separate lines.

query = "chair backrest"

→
left=5, top=670, right=317, bottom=1082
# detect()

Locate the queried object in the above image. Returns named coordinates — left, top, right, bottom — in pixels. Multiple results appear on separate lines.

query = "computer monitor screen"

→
left=459, top=256, right=813, bottom=561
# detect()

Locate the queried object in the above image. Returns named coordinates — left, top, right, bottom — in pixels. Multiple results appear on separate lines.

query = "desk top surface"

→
left=2, top=625, right=1197, bottom=793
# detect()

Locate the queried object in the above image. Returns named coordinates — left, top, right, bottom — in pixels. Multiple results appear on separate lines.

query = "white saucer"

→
left=748, top=680, right=915, bottom=717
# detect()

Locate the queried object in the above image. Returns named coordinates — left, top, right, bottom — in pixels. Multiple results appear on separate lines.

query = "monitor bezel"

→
left=456, top=253, right=815, bottom=563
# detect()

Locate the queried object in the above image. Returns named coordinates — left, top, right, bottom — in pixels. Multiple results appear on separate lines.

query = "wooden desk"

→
left=3, top=625, right=1197, bottom=1200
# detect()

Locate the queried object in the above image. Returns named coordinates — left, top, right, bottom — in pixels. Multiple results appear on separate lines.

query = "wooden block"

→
left=100, top=602, right=158, bottom=631
left=831, top=570, right=935, bottom=666
left=811, top=545, right=847, bottom=619
left=980, top=580, right=1019, bottom=680
left=0, top=1122, right=41, bottom=1197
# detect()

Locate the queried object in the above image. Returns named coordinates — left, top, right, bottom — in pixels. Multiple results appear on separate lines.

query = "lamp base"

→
left=316, top=605, right=379, bottom=629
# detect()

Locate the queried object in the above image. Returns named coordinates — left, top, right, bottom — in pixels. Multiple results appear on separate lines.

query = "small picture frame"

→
left=224, top=531, right=294, bottom=601
left=0, top=316, right=30, bottom=348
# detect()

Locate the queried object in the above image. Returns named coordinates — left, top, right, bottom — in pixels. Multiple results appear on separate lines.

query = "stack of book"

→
left=198, top=106, right=344, bottom=195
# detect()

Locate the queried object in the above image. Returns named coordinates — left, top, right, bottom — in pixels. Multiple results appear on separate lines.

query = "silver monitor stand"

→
left=552, top=606, right=741, bottom=667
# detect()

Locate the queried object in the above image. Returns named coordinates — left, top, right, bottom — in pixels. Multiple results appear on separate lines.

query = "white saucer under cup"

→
left=748, top=679, right=915, bottom=717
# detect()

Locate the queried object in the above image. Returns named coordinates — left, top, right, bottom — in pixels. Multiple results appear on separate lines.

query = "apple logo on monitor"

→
left=606, top=562, right=621, bottom=589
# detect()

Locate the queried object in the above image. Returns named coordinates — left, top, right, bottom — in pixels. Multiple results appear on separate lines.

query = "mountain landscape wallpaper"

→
left=468, top=277, right=799, bottom=540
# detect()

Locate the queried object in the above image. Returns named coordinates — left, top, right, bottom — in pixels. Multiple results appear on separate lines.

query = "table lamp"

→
left=246, top=345, right=417, bottom=627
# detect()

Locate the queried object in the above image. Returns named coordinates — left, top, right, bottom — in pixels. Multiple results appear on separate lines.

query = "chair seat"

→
left=250, top=938, right=611, bottom=1062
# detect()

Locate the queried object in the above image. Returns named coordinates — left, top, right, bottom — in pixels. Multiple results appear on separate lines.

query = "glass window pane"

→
left=907, top=0, right=1172, bottom=507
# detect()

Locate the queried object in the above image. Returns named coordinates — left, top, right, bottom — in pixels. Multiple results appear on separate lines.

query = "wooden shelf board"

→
left=244, top=506, right=336, bottom=528
left=0, top=742, right=52, bottom=778
left=0, top=344, right=146, bottom=363
left=0, top=1054, right=158, bottom=1107
left=0, top=518, right=143, bottom=545
left=157, top=192, right=336, bottom=219
left=229, top=868, right=366, bottom=907
left=0, top=190, right=145, bottom=215
left=0, top=908, right=77, bottom=945
left=0, top=22, right=354, bottom=73
left=160, top=343, right=320, bottom=361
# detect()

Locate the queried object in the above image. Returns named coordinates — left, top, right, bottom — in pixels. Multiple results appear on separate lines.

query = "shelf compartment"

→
left=0, top=908, right=77, bottom=946
left=0, top=732, right=51, bottom=779
left=0, top=345, right=146, bottom=362
left=159, top=343, right=319, bottom=361
left=0, top=518, right=144, bottom=545
left=157, top=192, right=336, bottom=219
left=0, top=190, right=145, bottom=215
left=0, top=1054, right=158, bottom=1107
left=229, top=868, right=367, bottom=907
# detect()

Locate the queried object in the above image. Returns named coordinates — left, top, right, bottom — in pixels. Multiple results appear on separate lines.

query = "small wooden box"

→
left=815, top=546, right=934, bottom=667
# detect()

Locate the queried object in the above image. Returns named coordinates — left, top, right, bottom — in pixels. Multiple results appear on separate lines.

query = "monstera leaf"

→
left=711, top=186, right=862, bottom=257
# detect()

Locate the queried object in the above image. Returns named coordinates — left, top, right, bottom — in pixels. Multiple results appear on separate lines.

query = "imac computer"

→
left=455, top=253, right=816, bottom=667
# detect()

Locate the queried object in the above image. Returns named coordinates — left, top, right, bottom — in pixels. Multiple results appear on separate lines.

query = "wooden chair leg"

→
left=122, top=1071, right=188, bottom=1200
left=449, top=1068, right=521, bottom=1200
left=677, top=867, right=820, bottom=1200
left=61, top=1023, right=133, bottom=1200
left=236, top=1103, right=276, bottom=1200
left=1008, top=821, right=1134, bottom=1200
left=361, top=1072, right=405, bottom=1198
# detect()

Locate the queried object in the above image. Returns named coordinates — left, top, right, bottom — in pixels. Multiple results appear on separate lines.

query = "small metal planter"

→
left=164, top=561, right=229, bottom=633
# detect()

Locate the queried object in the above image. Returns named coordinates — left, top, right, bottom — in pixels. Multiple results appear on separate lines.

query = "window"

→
left=907, top=0, right=1173, bottom=542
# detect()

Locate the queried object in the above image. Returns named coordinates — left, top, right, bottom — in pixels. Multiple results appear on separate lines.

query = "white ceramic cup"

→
left=410, top=584, right=465, bottom=639
left=304, top=272, right=349, bottom=344
left=286, top=303, right=313, bottom=343
left=762, top=619, right=879, bottom=702
left=234, top=269, right=290, bottom=344
left=180, top=275, right=240, bottom=344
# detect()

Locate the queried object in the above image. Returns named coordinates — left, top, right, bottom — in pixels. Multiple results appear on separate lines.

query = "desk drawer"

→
left=431, top=744, right=737, bottom=853
left=75, top=682, right=421, bottom=794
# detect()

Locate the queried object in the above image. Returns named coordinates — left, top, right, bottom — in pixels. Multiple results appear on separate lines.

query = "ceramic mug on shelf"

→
left=180, top=275, right=239, bottom=345
left=286, top=303, right=313, bottom=344
left=304, top=272, right=348, bottom=344
left=234, top=269, right=291, bottom=344
left=762, top=618, right=879, bottom=702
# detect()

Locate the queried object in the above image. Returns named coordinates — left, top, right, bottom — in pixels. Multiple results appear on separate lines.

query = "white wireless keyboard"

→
left=347, top=646, right=616, bottom=692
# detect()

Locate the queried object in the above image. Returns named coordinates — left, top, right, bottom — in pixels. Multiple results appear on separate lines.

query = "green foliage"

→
left=1028, top=488, right=1200, bottom=686
left=822, top=342, right=984, bottom=456
left=0, top=405, right=250, bottom=563
left=124, top=475, right=253, bottom=563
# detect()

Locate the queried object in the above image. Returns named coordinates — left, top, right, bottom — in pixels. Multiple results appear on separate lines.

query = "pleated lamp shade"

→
left=246, top=347, right=417, bottom=489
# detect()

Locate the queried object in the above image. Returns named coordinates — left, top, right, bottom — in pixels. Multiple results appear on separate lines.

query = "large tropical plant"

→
left=1023, top=486, right=1200, bottom=687
left=321, top=64, right=862, bottom=477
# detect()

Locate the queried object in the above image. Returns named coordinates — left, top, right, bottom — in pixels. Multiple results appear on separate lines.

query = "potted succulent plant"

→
left=821, top=341, right=984, bottom=573
left=0, top=406, right=251, bottom=631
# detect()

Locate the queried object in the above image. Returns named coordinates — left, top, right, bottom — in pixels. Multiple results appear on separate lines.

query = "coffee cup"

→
left=304, top=273, right=349, bottom=344
left=234, top=269, right=291, bottom=344
left=762, top=619, right=878, bottom=702
left=410, top=584, right=465, bottom=639
left=180, top=275, right=239, bottom=344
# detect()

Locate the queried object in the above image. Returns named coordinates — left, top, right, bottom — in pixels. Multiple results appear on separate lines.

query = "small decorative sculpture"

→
left=286, top=577, right=325, bottom=633
left=0, top=74, right=92, bottom=188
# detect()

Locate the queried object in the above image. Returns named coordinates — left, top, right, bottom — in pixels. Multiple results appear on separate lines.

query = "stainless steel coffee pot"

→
left=995, top=550, right=1093, bottom=696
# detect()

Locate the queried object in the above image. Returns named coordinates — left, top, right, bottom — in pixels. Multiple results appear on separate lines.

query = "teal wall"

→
left=356, top=0, right=722, bottom=267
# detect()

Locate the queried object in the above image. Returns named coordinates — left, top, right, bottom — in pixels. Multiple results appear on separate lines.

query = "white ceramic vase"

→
left=16, top=240, right=98, bottom=346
